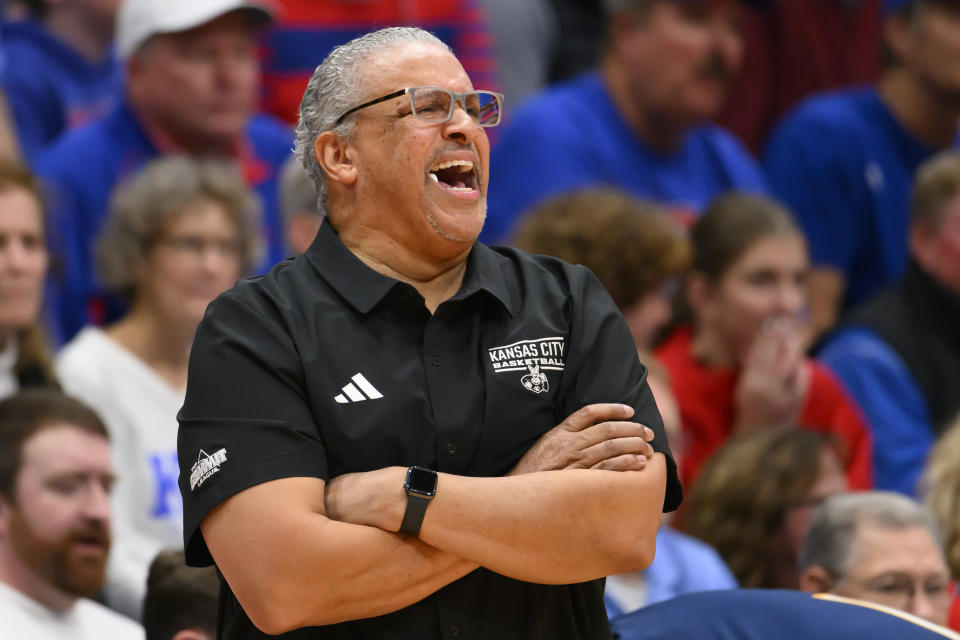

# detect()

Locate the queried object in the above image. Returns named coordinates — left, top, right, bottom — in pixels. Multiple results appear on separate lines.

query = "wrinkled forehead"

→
left=355, top=42, right=470, bottom=99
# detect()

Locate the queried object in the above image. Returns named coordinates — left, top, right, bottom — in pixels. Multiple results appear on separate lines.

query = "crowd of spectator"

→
left=0, top=0, right=958, bottom=637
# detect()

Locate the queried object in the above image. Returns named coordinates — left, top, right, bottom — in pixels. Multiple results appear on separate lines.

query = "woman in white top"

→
left=0, top=159, right=56, bottom=397
left=56, top=156, right=262, bottom=619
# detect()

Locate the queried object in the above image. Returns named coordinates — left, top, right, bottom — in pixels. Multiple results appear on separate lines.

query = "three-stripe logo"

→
left=334, top=373, right=383, bottom=404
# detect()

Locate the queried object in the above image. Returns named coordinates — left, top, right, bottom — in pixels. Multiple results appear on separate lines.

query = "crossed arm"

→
left=201, top=404, right=666, bottom=634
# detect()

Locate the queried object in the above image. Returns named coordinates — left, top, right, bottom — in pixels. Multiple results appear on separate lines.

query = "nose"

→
left=776, top=279, right=806, bottom=316
left=82, top=480, right=111, bottom=523
left=442, top=100, right=483, bottom=146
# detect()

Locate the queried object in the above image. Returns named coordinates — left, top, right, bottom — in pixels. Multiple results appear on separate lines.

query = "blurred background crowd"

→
left=0, top=0, right=959, bottom=637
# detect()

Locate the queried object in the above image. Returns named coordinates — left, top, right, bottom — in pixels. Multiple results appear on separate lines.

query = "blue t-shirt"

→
left=483, top=71, right=767, bottom=245
left=819, top=326, right=932, bottom=496
left=764, top=87, right=955, bottom=309
left=611, top=590, right=960, bottom=640
left=1, top=19, right=121, bottom=164
left=605, top=526, right=737, bottom=619
left=36, top=101, right=293, bottom=342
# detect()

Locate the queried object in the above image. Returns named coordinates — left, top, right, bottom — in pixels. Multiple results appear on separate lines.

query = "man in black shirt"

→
left=177, top=26, right=682, bottom=639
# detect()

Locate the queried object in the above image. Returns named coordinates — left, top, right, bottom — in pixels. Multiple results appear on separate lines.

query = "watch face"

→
left=406, top=466, right=438, bottom=497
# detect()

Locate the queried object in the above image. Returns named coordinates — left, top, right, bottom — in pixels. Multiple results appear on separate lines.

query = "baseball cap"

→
left=116, top=0, right=275, bottom=59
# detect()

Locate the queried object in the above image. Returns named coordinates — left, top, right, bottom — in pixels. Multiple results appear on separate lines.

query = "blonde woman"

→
left=0, top=159, right=56, bottom=396
left=922, top=418, right=960, bottom=633
left=56, top=156, right=261, bottom=618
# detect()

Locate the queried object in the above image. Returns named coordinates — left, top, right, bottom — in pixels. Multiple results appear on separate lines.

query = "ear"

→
left=909, top=224, right=936, bottom=273
left=798, top=566, right=835, bottom=594
left=314, top=131, right=357, bottom=187
left=884, top=12, right=913, bottom=66
left=0, top=494, right=11, bottom=537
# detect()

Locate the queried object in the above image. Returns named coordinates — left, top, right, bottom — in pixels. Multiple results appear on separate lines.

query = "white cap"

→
left=116, top=0, right=275, bottom=59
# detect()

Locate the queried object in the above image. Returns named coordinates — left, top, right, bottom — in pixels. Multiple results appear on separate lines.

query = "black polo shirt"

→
left=178, top=219, right=682, bottom=640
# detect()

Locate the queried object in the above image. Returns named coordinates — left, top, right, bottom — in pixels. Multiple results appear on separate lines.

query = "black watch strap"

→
left=399, top=493, right=431, bottom=534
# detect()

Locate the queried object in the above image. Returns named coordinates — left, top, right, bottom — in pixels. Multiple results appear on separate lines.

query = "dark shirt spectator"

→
left=143, top=549, right=218, bottom=640
left=820, top=151, right=960, bottom=495
left=176, top=26, right=679, bottom=637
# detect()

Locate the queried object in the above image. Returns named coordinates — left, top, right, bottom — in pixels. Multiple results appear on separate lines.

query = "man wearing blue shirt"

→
left=483, top=0, right=766, bottom=245
left=36, top=0, right=292, bottom=342
left=0, top=0, right=122, bottom=164
left=764, top=0, right=960, bottom=343
left=818, top=152, right=960, bottom=495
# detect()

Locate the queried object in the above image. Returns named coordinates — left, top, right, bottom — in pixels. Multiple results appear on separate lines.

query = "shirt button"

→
left=449, top=624, right=461, bottom=638
left=446, top=442, right=457, bottom=455
left=430, top=355, right=443, bottom=367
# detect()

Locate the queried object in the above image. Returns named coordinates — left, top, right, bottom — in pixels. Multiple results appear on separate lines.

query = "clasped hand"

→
left=324, top=403, right=656, bottom=531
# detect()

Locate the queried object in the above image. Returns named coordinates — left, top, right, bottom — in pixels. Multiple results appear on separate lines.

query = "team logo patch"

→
left=488, top=337, right=565, bottom=393
left=190, top=448, right=227, bottom=492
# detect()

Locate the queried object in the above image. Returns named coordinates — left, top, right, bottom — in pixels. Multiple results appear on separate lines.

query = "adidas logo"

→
left=334, top=373, right=383, bottom=404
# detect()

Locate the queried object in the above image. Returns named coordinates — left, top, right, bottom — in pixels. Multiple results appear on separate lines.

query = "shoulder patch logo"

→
left=488, top=337, right=565, bottom=393
left=190, top=448, right=227, bottom=492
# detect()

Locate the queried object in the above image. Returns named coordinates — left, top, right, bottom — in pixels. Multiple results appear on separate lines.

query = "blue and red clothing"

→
left=36, top=101, right=292, bottom=343
left=0, top=19, right=121, bottom=164
left=655, top=326, right=873, bottom=491
left=260, top=0, right=497, bottom=124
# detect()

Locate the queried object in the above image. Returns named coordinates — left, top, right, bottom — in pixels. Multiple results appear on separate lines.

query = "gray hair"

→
left=292, top=26, right=450, bottom=212
left=798, top=491, right=943, bottom=583
left=97, top=155, right=263, bottom=296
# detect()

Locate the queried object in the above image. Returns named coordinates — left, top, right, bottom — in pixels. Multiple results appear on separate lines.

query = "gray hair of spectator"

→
left=911, top=150, right=960, bottom=234
left=279, top=154, right=324, bottom=223
left=293, top=27, right=450, bottom=212
left=96, top=156, right=262, bottom=297
left=798, top=491, right=943, bottom=584
left=143, top=548, right=219, bottom=640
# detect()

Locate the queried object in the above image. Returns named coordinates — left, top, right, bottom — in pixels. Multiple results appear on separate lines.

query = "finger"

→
left=559, top=403, right=634, bottom=432
left=579, top=436, right=655, bottom=468
left=592, top=454, right=648, bottom=472
left=579, top=421, right=654, bottom=448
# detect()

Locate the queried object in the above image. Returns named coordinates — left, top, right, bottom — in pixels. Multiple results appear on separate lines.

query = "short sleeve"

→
left=558, top=267, right=683, bottom=512
left=177, top=290, right=327, bottom=566
left=763, top=108, right=860, bottom=273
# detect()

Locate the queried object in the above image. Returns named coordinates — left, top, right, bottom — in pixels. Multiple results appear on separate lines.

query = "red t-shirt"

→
left=655, top=326, right=873, bottom=492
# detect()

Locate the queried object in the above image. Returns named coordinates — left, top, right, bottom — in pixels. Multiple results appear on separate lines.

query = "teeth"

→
left=429, top=159, right=474, bottom=173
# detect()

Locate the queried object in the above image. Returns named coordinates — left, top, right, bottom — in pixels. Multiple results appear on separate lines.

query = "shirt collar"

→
left=305, top=218, right=514, bottom=317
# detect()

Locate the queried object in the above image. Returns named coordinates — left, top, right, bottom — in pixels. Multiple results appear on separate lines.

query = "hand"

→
left=508, top=403, right=655, bottom=476
left=734, top=319, right=811, bottom=433
left=324, top=467, right=407, bottom=532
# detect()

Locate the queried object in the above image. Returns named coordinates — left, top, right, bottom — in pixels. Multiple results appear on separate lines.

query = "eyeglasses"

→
left=335, top=86, right=504, bottom=127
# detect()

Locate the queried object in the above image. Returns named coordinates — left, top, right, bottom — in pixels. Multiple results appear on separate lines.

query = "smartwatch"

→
left=399, top=466, right=437, bottom=535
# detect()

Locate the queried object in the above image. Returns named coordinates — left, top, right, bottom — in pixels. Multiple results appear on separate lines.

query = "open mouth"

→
left=428, top=159, right=478, bottom=193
